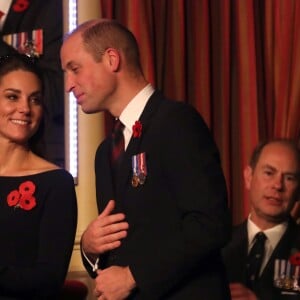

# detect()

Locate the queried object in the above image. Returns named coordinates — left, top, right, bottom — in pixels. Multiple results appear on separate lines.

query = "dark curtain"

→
left=99, top=0, right=300, bottom=225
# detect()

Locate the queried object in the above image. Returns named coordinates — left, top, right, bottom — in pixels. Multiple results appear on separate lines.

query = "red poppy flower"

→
left=12, top=0, right=30, bottom=12
left=7, top=190, right=20, bottom=206
left=6, top=180, right=36, bottom=211
left=132, top=121, right=142, bottom=138
left=19, top=181, right=36, bottom=195
left=289, top=252, right=300, bottom=266
left=19, top=195, right=36, bottom=211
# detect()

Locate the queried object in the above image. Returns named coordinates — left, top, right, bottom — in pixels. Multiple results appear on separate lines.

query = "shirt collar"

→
left=119, top=84, right=154, bottom=133
left=247, top=216, right=288, bottom=250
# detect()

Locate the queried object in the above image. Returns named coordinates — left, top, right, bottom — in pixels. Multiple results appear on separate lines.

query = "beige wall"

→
left=63, top=0, right=105, bottom=272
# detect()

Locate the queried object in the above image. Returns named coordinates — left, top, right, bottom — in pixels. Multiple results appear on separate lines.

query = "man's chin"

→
left=81, top=106, right=99, bottom=114
left=265, top=212, right=289, bottom=224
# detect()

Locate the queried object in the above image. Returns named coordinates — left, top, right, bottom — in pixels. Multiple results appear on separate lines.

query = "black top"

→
left=0, top=169, right=77, bottom=299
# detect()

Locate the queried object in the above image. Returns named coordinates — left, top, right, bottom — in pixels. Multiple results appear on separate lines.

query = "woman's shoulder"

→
left=31, top=155, right=60, bottom=172
left=23, top=154, right=73, bottom=179
left=0, top=168, right=73, bottom=182
left=0, top=153, right=74, bottom=182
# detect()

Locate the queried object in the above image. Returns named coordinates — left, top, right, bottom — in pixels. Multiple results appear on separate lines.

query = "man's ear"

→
left=105, top=48, right=120, bottom=72
left=243, top=165, right=253, bottom=190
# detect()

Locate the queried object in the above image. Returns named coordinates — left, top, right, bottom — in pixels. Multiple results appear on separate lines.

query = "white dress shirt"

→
left=247, top=216, right=288, bottom=275
left=118, top=83, right=154, bottom=149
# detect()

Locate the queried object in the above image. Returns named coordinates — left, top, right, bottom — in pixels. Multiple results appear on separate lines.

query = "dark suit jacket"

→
left=82, top=91, right=231, bottom=299
left=222, top=218, right=300, bottom=300
left=0, top=0, right=64, bottom=166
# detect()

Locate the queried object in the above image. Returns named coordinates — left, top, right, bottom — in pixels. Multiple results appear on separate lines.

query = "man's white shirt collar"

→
left=247, top=216, right=288, bottom=274
left=247, top=215, right=287, bottom=251
left=119, top=84, right=154, bottom=149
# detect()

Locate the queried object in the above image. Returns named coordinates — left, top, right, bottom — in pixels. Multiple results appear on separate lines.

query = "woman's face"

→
left=0, top=69, right=43, bottom=145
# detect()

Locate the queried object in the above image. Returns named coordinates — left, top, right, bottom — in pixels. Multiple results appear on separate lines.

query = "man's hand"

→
left=94, top=266, right=136, bottom=300
left=81, top=200, right=129, bottom=257
left=230, top=283, right=258, bottom=300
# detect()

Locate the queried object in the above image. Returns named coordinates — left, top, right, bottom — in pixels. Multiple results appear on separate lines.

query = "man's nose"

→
left=273, top=174, right=284, bottom=190
left=65, top=73, right=75, bottom=93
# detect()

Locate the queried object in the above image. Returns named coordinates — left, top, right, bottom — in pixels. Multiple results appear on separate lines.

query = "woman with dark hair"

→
left=0, top=54, right=77, bottom=299
left=0, top=54, right=46, bottom=156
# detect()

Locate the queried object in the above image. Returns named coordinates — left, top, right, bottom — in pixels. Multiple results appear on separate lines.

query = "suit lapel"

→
left=95, top=139, right=116, bottom=212
left=115, top=91, right=163, bottom=198
left=232, top=222, right=249, bottom=282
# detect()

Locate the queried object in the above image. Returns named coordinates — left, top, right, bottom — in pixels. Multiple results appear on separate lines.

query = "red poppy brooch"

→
left=289, top=251, right=300, bottom=266
left=12, top=0, right=30, bottom=12
left=7, top=181, right=37, bottom=211
left=132, top=121, right=142, bottom=138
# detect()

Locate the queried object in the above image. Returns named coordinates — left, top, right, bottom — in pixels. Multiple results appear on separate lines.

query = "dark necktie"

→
left=246, top=232, right=267, bottom=290
left=111, top=119, right=125, bottom=168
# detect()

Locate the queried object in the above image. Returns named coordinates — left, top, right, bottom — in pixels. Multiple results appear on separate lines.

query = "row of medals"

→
left=131, top=173, right=146, bottom=187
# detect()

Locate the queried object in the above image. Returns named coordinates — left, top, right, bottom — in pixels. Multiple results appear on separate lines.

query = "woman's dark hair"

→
left=0, top=54, right=46, bottom=155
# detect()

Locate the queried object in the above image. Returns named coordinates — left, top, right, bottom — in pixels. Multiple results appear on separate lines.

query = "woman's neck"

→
left=0, top=143, right=33, bottom=176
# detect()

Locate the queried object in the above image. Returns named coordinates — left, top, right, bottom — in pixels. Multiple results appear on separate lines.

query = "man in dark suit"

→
left=0, top=0, right=64, bottom=166
left=222, top=139, right=300, bottom=300
left=61, top=19, right=231, bottom=299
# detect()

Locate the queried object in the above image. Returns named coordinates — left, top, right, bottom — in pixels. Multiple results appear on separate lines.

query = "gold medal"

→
left=131, top=175, right=139, bottom=187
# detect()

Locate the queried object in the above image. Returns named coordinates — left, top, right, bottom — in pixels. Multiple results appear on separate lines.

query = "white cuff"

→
left=82, top=249, right=99, bottom=272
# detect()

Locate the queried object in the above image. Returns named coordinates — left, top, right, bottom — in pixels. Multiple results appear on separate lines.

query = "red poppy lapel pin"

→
left=12, top=0, right=30, bottom=12
left=132, top=121, right=142, bottom=138
left=7, top=181, right=37, bottom=211
left=289, top=251, right=300, bottom=266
